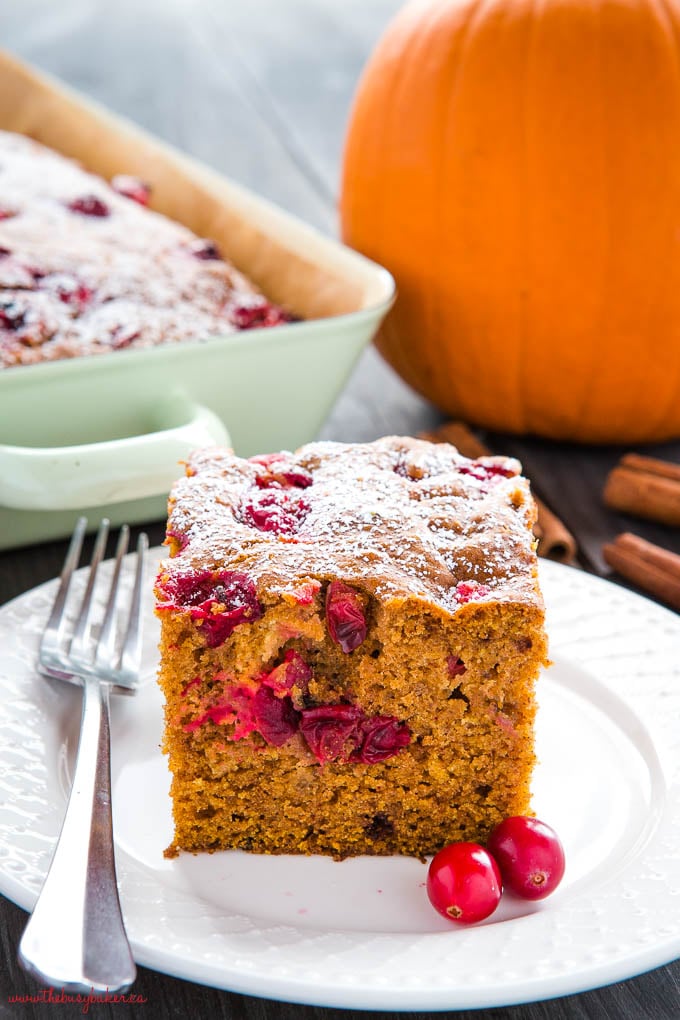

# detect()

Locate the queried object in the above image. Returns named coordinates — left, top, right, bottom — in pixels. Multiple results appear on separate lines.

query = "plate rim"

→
left=0, top=554, right=679, bottom=1010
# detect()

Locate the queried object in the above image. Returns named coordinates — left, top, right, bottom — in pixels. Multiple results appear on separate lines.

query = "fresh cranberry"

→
left=66, top=195, right=110, bottom=217
left=351, top=716, right=410, bottom=763
left=427, top=843, right=502, bottom=924
left=55, top=279, right=93, bottom=311
left=228, top=298, right=294, bottom=330
left=458, top=460, right=515, bottom=483
left=299, top=703, right=408, bottom=764
left=263, top=649, right=312, bottom=698
left=111, top=174, right=151, bottom=206
left=284, top=653, right=312, bottom=686
left=487, top=817, right=565, bottom=900
left=236, top=491, right=310, bottom=535
left=0, top=207, right=16, bottom=220
left=167, top=571, right=243, bottom=607
left=447, top=655, right=467, bottom=677
left=326, top=581, right=367, bottom=653
left=156, top=569, right=263, bottom=647
left=188, top=238, right=222, bottom=260
left=299, top=704, right=363, bottom=763
left=454, top=580, right=490, bottom=603
left=254, top=460, right=313, bottom=490
left=0, top=246, right=11, bottom=258
left=0, top=301, right=25, bottom=330
left=253, top=686, right=300, bottom=746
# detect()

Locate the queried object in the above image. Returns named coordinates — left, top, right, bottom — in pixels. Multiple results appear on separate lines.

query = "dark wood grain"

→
left=0, top=1, right=679, bottom=1017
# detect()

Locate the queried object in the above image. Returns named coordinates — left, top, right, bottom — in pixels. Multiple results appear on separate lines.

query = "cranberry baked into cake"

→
left=0, top=130, right=293, bottom=368
left=155, top=436, right=549, bottom=859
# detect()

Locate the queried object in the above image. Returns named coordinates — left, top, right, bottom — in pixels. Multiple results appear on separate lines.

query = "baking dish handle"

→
left=0, top=402, right=230, bottom=511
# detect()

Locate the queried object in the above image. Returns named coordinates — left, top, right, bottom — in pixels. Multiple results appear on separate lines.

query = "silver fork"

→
left=18, top=517, right=148, bottom=993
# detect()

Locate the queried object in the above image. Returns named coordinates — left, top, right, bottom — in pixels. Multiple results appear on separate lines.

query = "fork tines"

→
left=38, top=517, right=148, bottom=688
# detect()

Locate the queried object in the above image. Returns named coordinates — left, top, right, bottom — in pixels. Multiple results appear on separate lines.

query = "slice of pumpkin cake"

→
left=155, top=436, right=548, bottom=859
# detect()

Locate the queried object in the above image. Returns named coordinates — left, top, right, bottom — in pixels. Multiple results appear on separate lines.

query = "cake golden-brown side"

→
left=155, top=436, right=549, bottom=859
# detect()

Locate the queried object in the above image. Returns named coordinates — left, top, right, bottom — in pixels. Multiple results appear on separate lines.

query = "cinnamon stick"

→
left=419, top=422, right=578, bottom=564
left=603, top=454, right=680, bottom=527
left=602, top=532, right=680, bottom=612
left=421, top=421, right=490, bottom=460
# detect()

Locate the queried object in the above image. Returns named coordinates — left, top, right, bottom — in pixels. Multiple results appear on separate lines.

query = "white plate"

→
left=0, top=551, right=678, bottom=1010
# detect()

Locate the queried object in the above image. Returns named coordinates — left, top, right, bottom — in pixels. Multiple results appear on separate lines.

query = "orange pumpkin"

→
left=340, top=0, right=680, bottom=443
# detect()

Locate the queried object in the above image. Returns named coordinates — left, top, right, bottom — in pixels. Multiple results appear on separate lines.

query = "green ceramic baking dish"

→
left=0, top=54, right=394, bottom=550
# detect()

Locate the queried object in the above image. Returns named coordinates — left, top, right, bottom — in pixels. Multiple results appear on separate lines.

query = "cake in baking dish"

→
left=0, top=130, right=294, bottom=368
left=155, top=436, right=549, bottom=859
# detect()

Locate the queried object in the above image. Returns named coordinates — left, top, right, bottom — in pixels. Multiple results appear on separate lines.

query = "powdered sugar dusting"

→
left=0, top=130, right=292, bottom=368
left=160, top=437, right=542, bottom=616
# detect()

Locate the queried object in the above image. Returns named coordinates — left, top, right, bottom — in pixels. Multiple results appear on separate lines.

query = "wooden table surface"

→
left=0, top=1, right=679, bottom=1017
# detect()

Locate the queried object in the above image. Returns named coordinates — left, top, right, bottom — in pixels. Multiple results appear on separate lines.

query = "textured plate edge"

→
left=0, top=555, right=679, bottom=1009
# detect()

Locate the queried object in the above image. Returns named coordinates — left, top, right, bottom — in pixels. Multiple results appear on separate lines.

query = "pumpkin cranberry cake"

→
left=155, top=436, right=549, bottom=859
left=0, top=130, right=293, bottom=368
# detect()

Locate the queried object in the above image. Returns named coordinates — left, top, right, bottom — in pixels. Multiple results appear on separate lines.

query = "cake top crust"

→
left=160, top=436, right=543, bottom=615
left=0, top=130, right=291, bottom=368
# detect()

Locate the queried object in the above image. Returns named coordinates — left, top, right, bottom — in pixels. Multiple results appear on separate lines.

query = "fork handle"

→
left=18, top=675, right=136, bottom=992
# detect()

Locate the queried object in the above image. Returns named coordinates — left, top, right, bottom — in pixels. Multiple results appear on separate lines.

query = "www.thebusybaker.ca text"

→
left=7, top=986, right=147, bottom=1013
